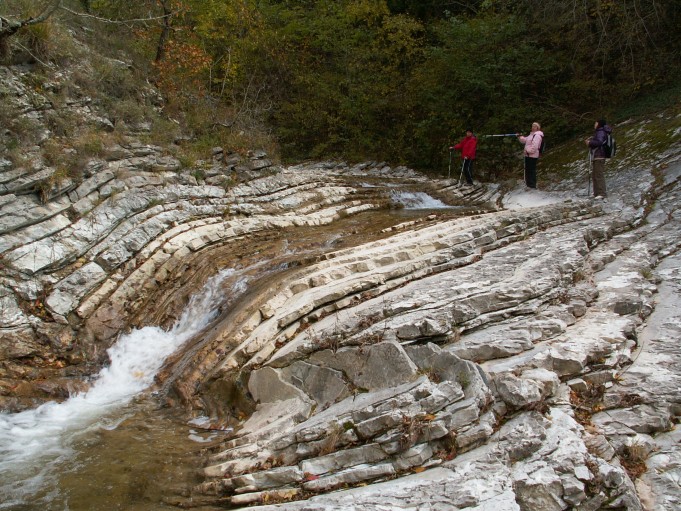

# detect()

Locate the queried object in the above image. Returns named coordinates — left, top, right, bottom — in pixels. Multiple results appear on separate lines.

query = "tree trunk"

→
left=155, top=0, right=172, bottom=62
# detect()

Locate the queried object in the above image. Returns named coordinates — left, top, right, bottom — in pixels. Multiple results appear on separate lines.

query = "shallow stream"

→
left=0, top=194, right=475, bottom=510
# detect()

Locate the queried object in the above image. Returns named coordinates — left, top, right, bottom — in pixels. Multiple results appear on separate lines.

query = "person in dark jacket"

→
left=585, top=119, right=612, bottom=197
left=450, top=128, right=477, bottom=185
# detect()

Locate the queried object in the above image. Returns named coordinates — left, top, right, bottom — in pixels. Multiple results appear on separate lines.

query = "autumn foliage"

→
left=152, top=39, right=212, bottom=100
left=4, top=0, right=677, bottom=172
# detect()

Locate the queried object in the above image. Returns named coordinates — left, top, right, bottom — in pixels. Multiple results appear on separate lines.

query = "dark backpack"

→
left=532, top=133, right=546, bottom=156
left=603, top=132, right=616, bottom=158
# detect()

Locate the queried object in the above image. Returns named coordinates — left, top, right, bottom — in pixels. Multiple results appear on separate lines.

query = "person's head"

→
left=465, top=128, right=473, bottom=136
left=531, top=122, right=541, bottom=132
left=595, top=119, right=607, bottom=129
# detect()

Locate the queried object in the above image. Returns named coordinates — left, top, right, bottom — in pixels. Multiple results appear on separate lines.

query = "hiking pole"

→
left=459, top=158, right=466, bottom=186
left=587, top=150, right=592, bottom=196
left=448, top=149, right=453, bottom=179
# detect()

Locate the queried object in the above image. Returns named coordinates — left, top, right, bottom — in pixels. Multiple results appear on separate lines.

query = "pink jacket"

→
left=519, top=130, right=544, bottom=158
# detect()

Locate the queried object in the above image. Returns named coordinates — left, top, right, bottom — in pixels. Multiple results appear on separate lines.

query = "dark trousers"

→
left=524, top=157, right=538, bottom=188
left=592, top=159, right=607, bottom=197
left=461, top=158, right=474, bottom=184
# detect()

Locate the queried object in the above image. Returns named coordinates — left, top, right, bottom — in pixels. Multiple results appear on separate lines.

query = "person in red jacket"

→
left=450, top=128, right=477, bottom=185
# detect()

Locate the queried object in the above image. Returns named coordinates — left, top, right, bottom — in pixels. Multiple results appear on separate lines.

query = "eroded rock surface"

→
left=172, top=149, right=681, bottom=509
left=2, top=61, right=681, bottom=510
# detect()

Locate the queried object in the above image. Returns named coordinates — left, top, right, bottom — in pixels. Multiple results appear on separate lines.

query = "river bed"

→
left=0, top=196, right=476, bottom=510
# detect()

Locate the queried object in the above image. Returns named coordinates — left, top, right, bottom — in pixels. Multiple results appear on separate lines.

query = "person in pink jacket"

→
left=516, top=122, right=544, bottom=188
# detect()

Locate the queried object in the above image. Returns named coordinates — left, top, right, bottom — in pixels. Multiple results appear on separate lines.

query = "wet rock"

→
left=230, top=488, right=302, bottom=507
left=0, top=327, right=41, bottom=360
left=34, top=322, right=77, bottom=354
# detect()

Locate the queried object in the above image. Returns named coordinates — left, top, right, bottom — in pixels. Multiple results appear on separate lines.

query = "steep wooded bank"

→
left=1, top=1, right=679, bottom=174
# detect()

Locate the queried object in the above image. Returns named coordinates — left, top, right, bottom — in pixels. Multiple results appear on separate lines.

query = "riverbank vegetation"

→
left=1, top=0, right=679, bottom=177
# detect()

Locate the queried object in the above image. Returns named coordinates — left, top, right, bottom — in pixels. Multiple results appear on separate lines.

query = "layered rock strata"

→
left=1, top=152, right=474, bottom=408
left=3, top=61, right=681, bottom=510
left=172, top=157, right=681, bottom=509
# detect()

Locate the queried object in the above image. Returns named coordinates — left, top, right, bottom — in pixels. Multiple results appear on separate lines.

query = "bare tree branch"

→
left=60, top=6, right=173, bottom=26
left=0, top=0, right=62, bottom=38
left=13, top=40, right=54, bottom=67
left=0, top=1, right=175, bottom=36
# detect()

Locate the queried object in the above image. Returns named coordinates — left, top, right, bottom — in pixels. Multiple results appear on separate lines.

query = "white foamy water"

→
left=390, top=191, right=452, bottom=209
left=0, top=269, right=234, bottom=508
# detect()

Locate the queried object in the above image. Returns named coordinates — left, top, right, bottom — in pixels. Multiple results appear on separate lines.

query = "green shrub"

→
left=36, top=165, right=75, bottom=203
left=109, top=98, right=146, bottom=125
left=42, top=133, right=109, bottom=184
left=191, top=168, right=206, bottom=182
left=22, top=22, right=54, bottom=62
left=146, top=116, right=181, bottom=147
left=73, top=131, right=106, bottom=158
left=44, top=109, right=80, bottom=138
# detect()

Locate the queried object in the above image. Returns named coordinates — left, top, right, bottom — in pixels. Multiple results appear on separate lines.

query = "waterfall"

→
left=390, top=191, right=453, bottom=209
left=0, top=269, right=234, bottom=508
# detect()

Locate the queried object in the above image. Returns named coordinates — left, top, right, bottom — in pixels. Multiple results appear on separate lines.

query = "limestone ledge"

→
left=177, top=166, right=681, bottom=509
left=1, top=156, right=477, bottom=402
left=184, top=196, right=668, bottom=508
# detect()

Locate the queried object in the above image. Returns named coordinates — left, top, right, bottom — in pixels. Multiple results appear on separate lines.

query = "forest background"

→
left=1, top=0, right=680, bottom=179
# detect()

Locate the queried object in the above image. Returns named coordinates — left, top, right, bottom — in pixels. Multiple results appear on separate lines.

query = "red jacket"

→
left=454, top=135, right=477, bottom=160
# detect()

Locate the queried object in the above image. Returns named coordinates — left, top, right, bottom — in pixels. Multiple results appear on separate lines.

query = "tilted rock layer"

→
left=2, top=61, right=681, bottom=510
left=174, top=141, right=681, bottom=510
